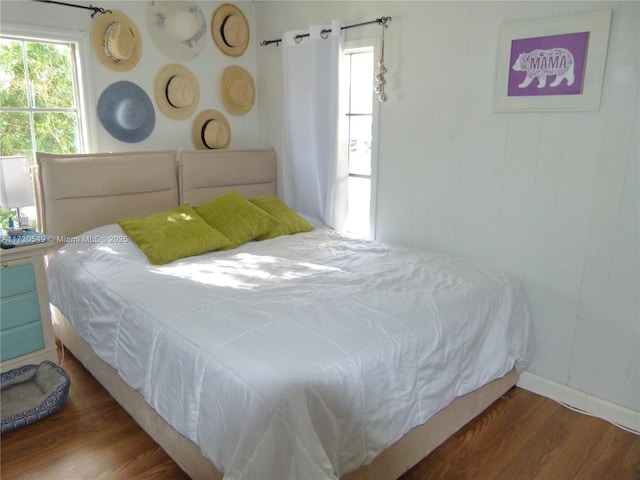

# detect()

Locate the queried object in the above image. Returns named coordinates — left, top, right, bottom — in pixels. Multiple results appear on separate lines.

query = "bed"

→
left=35, top=149, right=534, bottom=480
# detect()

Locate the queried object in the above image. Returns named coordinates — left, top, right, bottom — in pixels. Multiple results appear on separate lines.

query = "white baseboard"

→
left=517, top=371, right=640, bottom=434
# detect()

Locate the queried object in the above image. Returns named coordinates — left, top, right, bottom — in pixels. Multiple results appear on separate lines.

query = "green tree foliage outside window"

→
left=1, top=37, right=80, bottom=161
left=1, top=37, right=82, bottom=229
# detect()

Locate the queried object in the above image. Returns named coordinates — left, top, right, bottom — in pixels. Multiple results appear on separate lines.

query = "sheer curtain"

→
left=281, top=20, right=348, bottom=230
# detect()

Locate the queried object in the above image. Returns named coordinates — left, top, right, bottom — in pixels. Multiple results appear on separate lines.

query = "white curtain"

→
left=281, top=20, right=348, bottom=230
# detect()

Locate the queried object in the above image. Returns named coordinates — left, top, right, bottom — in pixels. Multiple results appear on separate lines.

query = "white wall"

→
left=255, top=1, right=639, bottom=415
left=0, top=0, right=260, bottom=152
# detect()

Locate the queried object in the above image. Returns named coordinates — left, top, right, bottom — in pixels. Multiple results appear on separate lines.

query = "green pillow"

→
left=118, top=204, right=230, bottom=265
left=250, top=195, right=314, bottom=240
left=194, top=190, right=279, bottom=250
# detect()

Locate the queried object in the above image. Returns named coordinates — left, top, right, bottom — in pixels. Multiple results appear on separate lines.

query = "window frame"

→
left=1, top=23, right=97, bottom=156
left=343, top=38, right=381, bottom=239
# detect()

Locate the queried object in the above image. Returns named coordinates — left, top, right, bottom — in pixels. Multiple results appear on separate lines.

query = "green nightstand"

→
left=1, top=238, right=58, bottom=372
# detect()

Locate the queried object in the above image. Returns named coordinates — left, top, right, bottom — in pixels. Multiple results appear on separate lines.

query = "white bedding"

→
left=47, top=223, right=533, bottom=479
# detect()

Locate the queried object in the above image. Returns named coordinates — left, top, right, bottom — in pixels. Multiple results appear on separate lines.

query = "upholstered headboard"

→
left=35, top=149, right=277, bottom=239
left=36, top=150, right=180, bottom=238
left=179, top=149, right=276, bottom=205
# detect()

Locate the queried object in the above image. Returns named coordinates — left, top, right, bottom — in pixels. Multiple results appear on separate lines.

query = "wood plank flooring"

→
left=2, top=351, right=639, bottom=480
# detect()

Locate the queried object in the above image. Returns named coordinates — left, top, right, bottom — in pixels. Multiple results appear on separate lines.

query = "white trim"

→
left=0, top=23, right=97, bottom=153
left=518, top=371, right=640, bottom=434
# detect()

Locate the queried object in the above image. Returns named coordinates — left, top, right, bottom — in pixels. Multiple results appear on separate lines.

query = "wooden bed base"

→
left=52, top=306, right=518, bottom=480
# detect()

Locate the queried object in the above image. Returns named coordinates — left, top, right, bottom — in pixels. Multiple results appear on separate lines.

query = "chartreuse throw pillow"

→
left=250, top=195, right=314, bottom=240
left=118, top=204, right=230, bottom=265
left=194, top=190, right=279, bottom=250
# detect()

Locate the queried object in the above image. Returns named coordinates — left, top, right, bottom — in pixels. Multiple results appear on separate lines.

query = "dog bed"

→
left=1, top=360, right=70, bottom=434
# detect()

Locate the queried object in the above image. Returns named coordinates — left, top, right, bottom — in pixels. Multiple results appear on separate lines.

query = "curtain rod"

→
left=31, top=0, right=112, bottom=18
left=260, top=16, right=391, bottom=46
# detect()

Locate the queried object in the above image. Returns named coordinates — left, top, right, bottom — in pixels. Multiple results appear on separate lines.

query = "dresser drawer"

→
left=0, top=240, right=56, bottom=371
left=0, top=263, right=36, bottom=298
left=0, top=321, right=45, bottom=362
left=1, top=292, right=41, bottom=331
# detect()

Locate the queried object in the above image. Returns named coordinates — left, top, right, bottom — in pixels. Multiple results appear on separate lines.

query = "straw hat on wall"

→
left=221, top=66, right=255, bottom=115
left=211, top=3, right=249, bottom=57
left=192, top=110, right=231, bottom=149
left=147, top=1, right=207, bottom=61
left=155, top=64, right=200, bottom=120
left=92, top=10, right=142, bottom=71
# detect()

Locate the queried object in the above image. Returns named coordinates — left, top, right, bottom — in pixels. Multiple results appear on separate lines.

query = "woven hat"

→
left=211, top=3, right=249, bottom=57
left=155, top=64, right=200, bottom=120
left=92, top=10, right=142, bottom=71
left=97, top=81, right=155, bottom=143
left=192, top=110, right=231, bottom=149
left=147, top=1, right=207, bottom=61
left=221, top=66, right=255, bottom=115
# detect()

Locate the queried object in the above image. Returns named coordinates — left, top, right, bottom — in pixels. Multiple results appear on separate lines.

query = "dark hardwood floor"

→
left=2, top=350, right=639, bottom=480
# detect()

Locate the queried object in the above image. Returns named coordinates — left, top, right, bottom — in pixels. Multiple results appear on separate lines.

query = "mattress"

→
left=46, top=223, right=534, bottom=479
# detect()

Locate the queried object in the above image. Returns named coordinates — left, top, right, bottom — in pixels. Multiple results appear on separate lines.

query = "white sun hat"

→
left=147, top=1, right=207, bottom=61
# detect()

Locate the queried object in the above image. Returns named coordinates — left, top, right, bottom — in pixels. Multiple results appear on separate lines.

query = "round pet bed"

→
left=1, top=360, right=70, bottom=433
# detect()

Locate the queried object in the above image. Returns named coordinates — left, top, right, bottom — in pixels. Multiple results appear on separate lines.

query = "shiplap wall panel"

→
left=543, top=118, right=604, bottom=381
left=597, top=124, right=638, bottom=404
left=414, top=2, right=470, bottom=253
left=569, top=6, right=639, bottom=393
left=375, top=1, right=423, bottom=246
left=594, top=3, right=638, bottom=409
left=523, top=117, right=571, bottom=376
left=455, top=3, right=508, bottom=267
left=495, top=114, right=542, bottom=276
left=405, top=0, right=432, bottom=248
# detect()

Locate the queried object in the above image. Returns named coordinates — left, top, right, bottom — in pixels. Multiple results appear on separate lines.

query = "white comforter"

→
left=47, top=223, right=533, bottom=479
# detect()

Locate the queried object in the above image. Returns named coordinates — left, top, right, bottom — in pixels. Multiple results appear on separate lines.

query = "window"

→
left=1, top=28, right=89, bottom=229
left=342, top=43, right=378, bottom=238
left=1, top=36, right=84, bottom=161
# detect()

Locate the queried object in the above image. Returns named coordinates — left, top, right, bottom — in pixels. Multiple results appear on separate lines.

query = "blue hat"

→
left=97, top=81, right=155, bottom=143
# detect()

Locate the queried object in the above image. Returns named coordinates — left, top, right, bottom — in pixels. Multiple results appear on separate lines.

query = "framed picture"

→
left=494, top=10, right=612, bottom=112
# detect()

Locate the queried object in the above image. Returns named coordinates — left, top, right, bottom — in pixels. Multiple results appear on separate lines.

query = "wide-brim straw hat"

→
left=147, top=1, right=207, bottom=61
left=221, top=65, right=255, bottom=115
left=92, top=10, right=142, bottom=71
left=155, top=64, right=200, bottom=120
left=97, top=81, right=155, bottom=143
left=192, top=110, right=231, bottom=149
left=211, top=3, right=249, bottom=57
